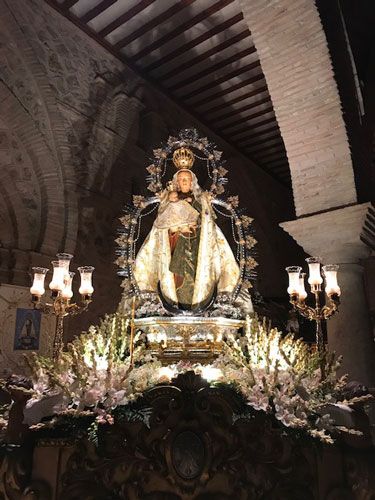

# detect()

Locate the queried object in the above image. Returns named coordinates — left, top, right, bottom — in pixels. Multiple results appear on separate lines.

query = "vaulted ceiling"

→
left=47, top=0, right=291, bottom=187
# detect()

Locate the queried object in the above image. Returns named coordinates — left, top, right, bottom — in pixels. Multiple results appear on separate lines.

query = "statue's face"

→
left=177, top=171, right=192, bottom=193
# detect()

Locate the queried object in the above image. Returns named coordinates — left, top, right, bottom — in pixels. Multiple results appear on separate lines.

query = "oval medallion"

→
left=171, top=430, right=205, bottom=480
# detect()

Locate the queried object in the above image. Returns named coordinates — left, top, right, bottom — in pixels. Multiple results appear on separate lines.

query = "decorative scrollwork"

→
left=60, top=372, right=315, bottom=499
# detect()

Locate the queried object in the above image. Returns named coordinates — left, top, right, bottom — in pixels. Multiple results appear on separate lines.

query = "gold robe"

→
left=134, top=192, right=240, bottom=306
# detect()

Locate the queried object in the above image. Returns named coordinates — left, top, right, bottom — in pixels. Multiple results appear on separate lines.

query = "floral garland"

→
left=0, top=314, right=371, bottom=446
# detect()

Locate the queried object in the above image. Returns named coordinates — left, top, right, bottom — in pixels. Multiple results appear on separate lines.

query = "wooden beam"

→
left=144, top=13, right=244, bottom=72
left=180, top=61, right=261, bottom=100
left=80, top=0, right=118, bottom=24
left=254, top=149, right=285, bottom=162
left=112, top=0, right=197, bottom=47
left=167, top=46, right=256, bottom=91
left=210, top=95, right=270, bottom=123
left=240, top=133, right=281, bottom=149
left=244, top=138, right=283, bottom=154
left=191, top=74, right=264, bottom=107
left=61, top=0, right=79, bottom=9
left=229, top=117, right=276, bottom=139
left=159, top=29, right=251, bottom=80
left=218, top=106, right=274, bottom=132
left=235, top=125, right=280, bottom=144
left=130, top=0, right=236, bottom=62
left=98, top=0, right=158, bottom=37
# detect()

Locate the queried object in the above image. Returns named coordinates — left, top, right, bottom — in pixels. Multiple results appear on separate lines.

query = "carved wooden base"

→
left=1, top=373, right=374, bottom=499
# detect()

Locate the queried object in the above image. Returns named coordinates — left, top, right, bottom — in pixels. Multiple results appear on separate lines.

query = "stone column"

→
left=281, top=203, right=375, bottom=386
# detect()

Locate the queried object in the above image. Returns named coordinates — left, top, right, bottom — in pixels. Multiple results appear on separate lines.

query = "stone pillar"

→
left=281, top=203, right=375, bottom=386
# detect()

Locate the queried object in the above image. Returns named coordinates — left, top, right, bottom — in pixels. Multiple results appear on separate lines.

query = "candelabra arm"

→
left=289, top=295, right=317, bottom=321
left=321, top=294, right=340, bottom=320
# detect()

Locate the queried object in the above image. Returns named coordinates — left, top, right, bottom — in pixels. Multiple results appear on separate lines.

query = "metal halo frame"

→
left=116, top=129, right=258, bottom=303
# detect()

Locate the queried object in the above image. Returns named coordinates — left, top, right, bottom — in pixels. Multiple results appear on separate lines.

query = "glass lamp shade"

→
left=61, top=272, right=75, bottom=300
left=322, top=264, right=341, bottom=296
left=286, top=266, right=302, bottom=295
left=49, top=261, right=66, bottom=292
left=56, top=253, right=73, bottom=273
left=298, top=273, right=308, bottom=300
left=306, top=257, right=323, bottom=285
left=78, top=266, right=95, bottom=295
left=30, top=267, right=48, bottom=297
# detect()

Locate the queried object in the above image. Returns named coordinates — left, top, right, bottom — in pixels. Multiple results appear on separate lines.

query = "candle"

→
left=30, top=267, right=48, bottom=297
left=49, top=261, right=66, bottom=292
left=78, top=266, right=95, bottom=295
left=61, top=272, right=75, bottom=300
left=286, top=266, right=302, bottom=295
left=306, top=257, right=323, bottom=286
left=322, top=264, right=341, bottom=296
left=298, top=272, right=307, bottom=300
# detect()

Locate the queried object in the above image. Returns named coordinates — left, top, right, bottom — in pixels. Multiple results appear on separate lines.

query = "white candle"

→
left=61, top=272, right=75, bottom=300
left=286, top=266, right=302, bottom=295
left=30, top=267, right=48, bottom=297
left=78, top=266, right=94, bottom=295
left=49, top=261, right=65, bottom=292
left=306, top=257, right=323, bottom=286
left=322, top=264, right=341, bottom=296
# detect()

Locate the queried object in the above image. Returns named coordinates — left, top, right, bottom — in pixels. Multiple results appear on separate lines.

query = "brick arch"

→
left=238, top=0, right=357, bottom=217
left=0, top=1, right=81, bottom=257
left=0, top=82, right=68, bottom=256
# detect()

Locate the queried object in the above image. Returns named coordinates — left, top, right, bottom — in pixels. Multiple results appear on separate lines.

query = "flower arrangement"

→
left=0, top=314, right=371, bottom=445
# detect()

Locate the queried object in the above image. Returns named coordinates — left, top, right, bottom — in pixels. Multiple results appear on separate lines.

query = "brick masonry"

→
left=239, top=0, right=358, bottom=216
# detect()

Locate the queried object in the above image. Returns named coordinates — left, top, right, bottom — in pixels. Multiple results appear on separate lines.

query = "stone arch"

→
left=238, top=0, right=358, bottom=217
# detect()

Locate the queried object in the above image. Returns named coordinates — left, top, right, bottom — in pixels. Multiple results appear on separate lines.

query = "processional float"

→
left=115, top=128, right=258, bottom=363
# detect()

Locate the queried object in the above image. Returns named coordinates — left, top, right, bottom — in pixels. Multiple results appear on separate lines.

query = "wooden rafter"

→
left=129, top=0, right=236, bottom=62
left=98, top=0, right=158, bottom=37
left=235, top=125, right=280, bottom=144
left=167, top=46, right=256, bottom=91
left=61, top=0, right=79, bottom=9
left=210, top=95, right=270, bottom=122
left=229, top=117, right=276, bottom=139
left=219, top=106, right=274, bottom=132
left=191, top=74, right=265, bottom=107
left=159, top=29, right=251, bottom=80
left=181, top=61, right=261, bottom=100
left=80, top=0, right=120, bottom=24
left=144, top=13, right=244, bottom=72
left=111, top=0, right=197, bottom=46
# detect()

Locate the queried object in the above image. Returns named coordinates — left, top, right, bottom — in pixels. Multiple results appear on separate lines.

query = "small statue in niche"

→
left=134, top=148, right=242, bottom=309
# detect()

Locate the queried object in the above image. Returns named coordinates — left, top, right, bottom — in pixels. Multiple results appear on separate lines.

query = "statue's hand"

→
left=168, top=191, right=179, bottom=202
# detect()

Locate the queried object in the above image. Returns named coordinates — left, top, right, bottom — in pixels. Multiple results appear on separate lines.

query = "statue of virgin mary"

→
left=134, top=148, right=240, bottom=309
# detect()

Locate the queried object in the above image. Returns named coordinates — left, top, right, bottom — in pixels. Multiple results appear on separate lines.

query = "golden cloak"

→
left=134, top=192, right=240, bottom=306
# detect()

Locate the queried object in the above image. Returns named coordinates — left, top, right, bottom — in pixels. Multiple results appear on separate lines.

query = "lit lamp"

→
left=30, top=267, right=49, bottom=299
left=322, top=265, right=341, bottom=297
left=285, top=257, right=341, bottom=378
left=78, top=266, right=95, bottom=298
left=286, top=266, right=302, bottom=297
left=30, top=254, right=94, bottom=361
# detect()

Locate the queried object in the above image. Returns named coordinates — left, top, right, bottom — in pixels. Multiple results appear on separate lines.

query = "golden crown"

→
left=172, top=147, right=195, bottom=169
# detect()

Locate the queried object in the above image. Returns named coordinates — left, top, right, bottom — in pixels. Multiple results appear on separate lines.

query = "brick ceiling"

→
left=46, top=0, right=291, bottom=187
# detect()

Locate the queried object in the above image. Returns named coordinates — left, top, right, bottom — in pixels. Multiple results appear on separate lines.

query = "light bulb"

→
left=61, top=272, right=75, bottom=300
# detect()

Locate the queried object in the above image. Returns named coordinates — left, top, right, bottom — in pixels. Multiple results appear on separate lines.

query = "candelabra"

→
left=30, top=253, right=94, bottom=361
left=286, top=257, right=341, bottom=366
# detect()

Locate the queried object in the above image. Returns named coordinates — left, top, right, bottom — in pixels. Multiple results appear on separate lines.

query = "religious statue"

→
left=134, top=147, right=240, bottom=309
